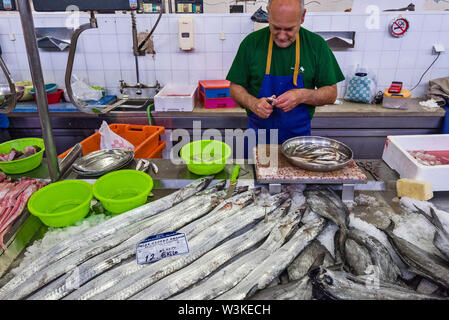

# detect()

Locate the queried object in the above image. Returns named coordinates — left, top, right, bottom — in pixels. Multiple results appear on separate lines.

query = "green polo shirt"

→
left=226, top=26, right=345, bottom=118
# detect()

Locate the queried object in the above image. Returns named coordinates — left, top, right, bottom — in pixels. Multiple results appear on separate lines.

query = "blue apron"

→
left=247, top=33, right=311, bottom=146
left=441, top=100, right=449, bottom=134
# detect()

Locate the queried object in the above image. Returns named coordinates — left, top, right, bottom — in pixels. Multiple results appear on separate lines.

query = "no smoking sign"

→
left=389, top=16, right=410, bottom=38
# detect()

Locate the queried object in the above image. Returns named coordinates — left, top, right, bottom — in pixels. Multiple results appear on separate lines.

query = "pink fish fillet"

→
left=0, top=181, right=15, bottom=199
left=1, top=180, right=34, bottom=207
left=0, top=184, right=37, bottom=236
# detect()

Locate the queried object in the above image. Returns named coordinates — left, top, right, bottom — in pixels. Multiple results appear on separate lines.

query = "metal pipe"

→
left=17, top=0, right=60, bottom=182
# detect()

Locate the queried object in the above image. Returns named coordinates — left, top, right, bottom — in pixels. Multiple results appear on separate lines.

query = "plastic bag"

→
left=344, top=68, right=377, bottom=104
left=72, top=75, right=103, bottom=101
left=99, top=121, right=135, bottom=151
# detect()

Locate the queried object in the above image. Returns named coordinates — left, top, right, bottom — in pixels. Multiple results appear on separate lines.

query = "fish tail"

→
left=429, top=207, right=446, bottom=232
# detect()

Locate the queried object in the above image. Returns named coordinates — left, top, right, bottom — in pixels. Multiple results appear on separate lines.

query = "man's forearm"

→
left=229, top=83, right=259, bottom=111
left=295, top=85, right=338, bottom=106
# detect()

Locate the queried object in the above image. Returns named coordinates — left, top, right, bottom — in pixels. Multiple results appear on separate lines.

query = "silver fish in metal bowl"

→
left=281, top=136, right=353, bottom=172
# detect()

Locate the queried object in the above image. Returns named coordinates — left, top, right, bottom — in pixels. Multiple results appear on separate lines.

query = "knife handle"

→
left=230, top=165, right=240, bottom=182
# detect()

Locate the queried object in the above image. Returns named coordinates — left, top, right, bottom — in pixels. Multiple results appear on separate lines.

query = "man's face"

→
left=268, top=2, right=305, bottom=48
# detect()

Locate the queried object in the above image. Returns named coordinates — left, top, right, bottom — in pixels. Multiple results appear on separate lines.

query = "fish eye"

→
left=324, top=275, right=333, bottom=285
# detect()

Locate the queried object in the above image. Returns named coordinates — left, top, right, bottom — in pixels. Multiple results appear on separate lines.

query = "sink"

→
left=112, top=99, right=153, bottom=112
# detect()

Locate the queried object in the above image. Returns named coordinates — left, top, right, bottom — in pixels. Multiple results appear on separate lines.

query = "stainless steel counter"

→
left=5, top=98, right=446, bottom=159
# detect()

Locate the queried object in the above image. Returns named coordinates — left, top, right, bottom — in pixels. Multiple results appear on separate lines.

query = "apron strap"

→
left=265, top=33, right=301, bottom=87
left=293, top=33, right=300, bottom=87
left=265, top=34, right=274, bottom=75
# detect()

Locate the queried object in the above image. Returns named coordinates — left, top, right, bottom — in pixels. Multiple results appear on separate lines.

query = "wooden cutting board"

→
left=254, top=144, right=368, bottom=184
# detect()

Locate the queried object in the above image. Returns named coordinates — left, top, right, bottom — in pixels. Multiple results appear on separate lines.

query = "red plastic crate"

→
left=199, top=90, right=236, bottom=108
left=58, top=123, right=165, bottom=159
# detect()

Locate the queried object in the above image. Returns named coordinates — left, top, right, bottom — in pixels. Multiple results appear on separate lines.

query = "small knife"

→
left=225, top=165, right=240, bottom=199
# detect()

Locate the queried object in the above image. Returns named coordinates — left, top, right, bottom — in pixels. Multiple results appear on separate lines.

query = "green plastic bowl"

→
left=180, top=140, right=232, bottom=175
left=28, top=180, right=93, bottom=228
left=93, top=170, right=153, bottom=215
left=0, top=138, right=45, bottom=174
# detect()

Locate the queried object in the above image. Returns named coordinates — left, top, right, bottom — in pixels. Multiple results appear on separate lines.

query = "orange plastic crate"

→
left=58, top=124, right=165, bottom=159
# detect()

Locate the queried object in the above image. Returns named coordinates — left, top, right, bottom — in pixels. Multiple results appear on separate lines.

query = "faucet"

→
left=118, top=11, right=162, bottom=98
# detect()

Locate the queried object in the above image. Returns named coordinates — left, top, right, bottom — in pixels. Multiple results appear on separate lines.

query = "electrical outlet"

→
left=433, top=43, right=445, bottom=54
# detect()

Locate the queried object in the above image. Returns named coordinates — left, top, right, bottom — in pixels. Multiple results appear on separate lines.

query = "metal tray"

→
left=281, top=136, right=353, bottom=172
left=72, top=149, right=134, bottom=175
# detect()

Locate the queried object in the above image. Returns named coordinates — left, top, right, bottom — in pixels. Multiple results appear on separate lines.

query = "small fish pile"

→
left=285, top=143, right=349, bottom=166
left=408, top=150, right=449, bottom=166
left=0, top=178, right=448, bottom=300
left=0, top=177, right=46, bottom=250
left=0, top=145, right=42, bottom=162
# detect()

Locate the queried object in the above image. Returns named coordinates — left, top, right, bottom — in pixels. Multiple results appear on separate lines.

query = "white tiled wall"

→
left=0, top=11, right=448, bottom=99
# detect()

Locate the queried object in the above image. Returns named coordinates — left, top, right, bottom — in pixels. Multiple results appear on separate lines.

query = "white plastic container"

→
left=154, top=83, right=198, bottom=112
left=382, top=134, right=449, bottom=191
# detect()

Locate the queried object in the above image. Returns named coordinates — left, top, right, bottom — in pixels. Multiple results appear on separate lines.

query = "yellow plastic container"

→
left=382, top=89, right=411, bottom=109
left=15, top=81, right=34, bottom=101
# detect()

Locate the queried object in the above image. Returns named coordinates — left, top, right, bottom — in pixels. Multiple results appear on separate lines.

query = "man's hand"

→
left=250, top=98, right=274, bottom=119
left=272, top=89, right=309, bottom=112
left=273, top=85, right=338, bottom=112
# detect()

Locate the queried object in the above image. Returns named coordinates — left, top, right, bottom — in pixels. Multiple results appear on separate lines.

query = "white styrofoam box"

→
left=382, top=134, right=449, bottom=191
left=154, top=83, right=198, bottom=112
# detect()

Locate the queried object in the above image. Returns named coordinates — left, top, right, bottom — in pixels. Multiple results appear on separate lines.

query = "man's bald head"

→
left=267, top=0, right=306, bottom=48
left=268, top=0, right=305, bottom=13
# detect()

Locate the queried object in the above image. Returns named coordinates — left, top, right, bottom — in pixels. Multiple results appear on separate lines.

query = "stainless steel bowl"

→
left=281, top=136, right=353, bottom=172
left=0, top=85, right=25, bottom=107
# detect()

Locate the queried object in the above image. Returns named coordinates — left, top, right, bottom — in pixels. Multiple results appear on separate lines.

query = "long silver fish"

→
left=136, top=200, right=295, bottom=300
left=304, top=185, right=350, bottom=263
left=63, top=188, right=261, bottom=300
left=26, top=182, right=228, bottom=300
left=90, top=192, right=290, bottom=300
left=0, top=176, right=213, bottom=299
left=248, top=275, right=313, bottom=300
left=383, top=221, right=449, bottom=289
left=309, top=267, right=447, bottom=300
left=287, top=240, right=335, bottom=281
left=216, top=217, right=327, bottom=300
left=414, top=205, right=449, bottom=261
left=347, top=228, right=401, bottom=283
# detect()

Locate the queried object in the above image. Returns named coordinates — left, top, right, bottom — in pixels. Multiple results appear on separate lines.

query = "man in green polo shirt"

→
left=226, top=0, right=344, bottom=146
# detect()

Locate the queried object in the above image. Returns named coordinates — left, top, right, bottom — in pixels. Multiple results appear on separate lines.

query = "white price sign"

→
left=136, top=232, right=189, bottom=265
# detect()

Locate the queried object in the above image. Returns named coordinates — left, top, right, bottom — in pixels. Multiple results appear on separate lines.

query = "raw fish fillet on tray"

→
left=0, top=176, right=46, bottom=250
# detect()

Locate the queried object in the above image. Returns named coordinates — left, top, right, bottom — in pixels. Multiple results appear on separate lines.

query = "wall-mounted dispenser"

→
left=178, top=17, right=194, bottom=51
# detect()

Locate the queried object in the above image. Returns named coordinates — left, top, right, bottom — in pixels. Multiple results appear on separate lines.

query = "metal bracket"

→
left=341, top=184, right=355, bottom=202
left=268, top=183, right=282, bottom=195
